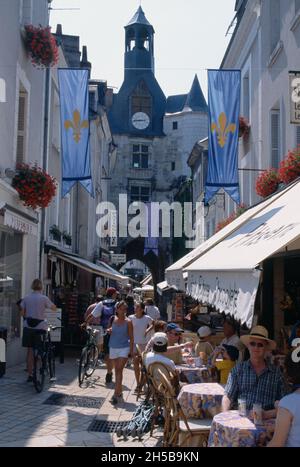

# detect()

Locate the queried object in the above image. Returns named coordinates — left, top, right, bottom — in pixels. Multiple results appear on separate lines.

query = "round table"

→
left=178, top=383, right=225, bottom=419
left=176, top=364, right=213, bottom=384
left=208, top=410, right=276, bottom=447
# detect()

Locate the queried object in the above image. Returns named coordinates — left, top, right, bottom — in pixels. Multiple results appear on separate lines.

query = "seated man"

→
left=166, top=323, right=184, bottom=365
left=144, top=332, right=176, bottom=372
left=222, top=326, right=285, bottom=419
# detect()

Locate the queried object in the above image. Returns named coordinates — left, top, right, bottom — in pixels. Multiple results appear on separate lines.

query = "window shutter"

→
left=16, top=93, right=26, bottom=165
left=271, top=111, right=280, bottom=168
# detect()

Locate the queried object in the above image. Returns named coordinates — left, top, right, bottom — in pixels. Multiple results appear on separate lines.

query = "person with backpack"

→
left=83, top=295, right=104, bottom=354
left=85, top=287, right=117, bottom=384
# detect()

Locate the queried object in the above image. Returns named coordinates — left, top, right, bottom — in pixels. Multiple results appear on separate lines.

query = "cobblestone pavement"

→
left=0, top=356, right=162, bottom=447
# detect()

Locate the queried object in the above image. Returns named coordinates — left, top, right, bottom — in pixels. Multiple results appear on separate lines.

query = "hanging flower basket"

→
left=215, top=204, right=248, bottom=233
left=255, top=168, right=280, bottom=198
left=12, top=163, right=57, bottom=210
left=24, top=25, right=59, bottom=68
left=278, top=146, right=300, bottom=184
left=239, top=116, right=250, bottom=139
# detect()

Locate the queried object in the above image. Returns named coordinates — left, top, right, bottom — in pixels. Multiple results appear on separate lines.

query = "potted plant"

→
left=215, top=204, right=247, bottom=233
left=49, top=225, right=62, bottom=242
left=255, top=168, right=280, bottom=198
left=239, top=116, right=250, bottom=139
left=12, top=163, right=57, bottom=210
left=24, top=25, right=59, bottom=68
left=278, top=146, right=300, bottom=184
left=63, top=232, right=72, bottom=246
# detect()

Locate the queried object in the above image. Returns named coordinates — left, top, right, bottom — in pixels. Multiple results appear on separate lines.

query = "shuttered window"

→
left=16, top=92, right=27, bottom=165
left=271, top=110, right=280, bottom=168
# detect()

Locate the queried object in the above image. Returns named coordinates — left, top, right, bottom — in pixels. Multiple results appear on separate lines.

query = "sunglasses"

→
left=249, top=341, right=265, bottom=348
left=169, top=332, right=180, bottom=336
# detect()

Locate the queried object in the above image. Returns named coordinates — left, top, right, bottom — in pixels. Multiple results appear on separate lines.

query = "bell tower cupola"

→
left=124, top=6, right=155, bottom=78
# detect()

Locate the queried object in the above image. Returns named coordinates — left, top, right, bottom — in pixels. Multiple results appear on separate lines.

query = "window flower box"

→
left=278, top=146, right=300, bottom=184
left=215, top=204, right=247, bottom=233
left=255, top=168, right=280, bottom=198
left=49, top=225, right=62, bottom=242
left=24, top=25, right=59, bottom=68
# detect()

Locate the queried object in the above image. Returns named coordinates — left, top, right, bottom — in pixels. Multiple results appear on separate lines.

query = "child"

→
left=195, top=326, right=214, bottom=362
left=212, top=344, right=239, bottom=385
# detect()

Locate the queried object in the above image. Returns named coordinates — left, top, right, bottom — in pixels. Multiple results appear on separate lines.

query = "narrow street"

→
left=0, top=357, right=161, bottom=447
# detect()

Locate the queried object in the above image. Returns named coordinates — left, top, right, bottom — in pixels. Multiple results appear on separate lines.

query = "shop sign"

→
left=4, top=211, right=38, bottom=236
left=289, top=71, right=300, bottom=123
left=111, top=254, right=126, bottom=264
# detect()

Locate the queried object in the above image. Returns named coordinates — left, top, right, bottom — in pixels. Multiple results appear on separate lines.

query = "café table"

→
left=208, top=410, right=276, bottom=447
left=178, top=383, right=225, bottom=419
left=175, top=364, right=214, bottom=384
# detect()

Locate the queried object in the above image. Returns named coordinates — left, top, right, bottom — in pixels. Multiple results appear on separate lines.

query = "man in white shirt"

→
left=220, top=317, right=244, bottom=362
left=144, top=332, right=176, bottom=372
left=145, top=299, right=160, bottom=321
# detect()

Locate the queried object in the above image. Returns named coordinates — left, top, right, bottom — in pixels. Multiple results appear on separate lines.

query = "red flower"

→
left=215, top=204, right=248, bottom=233
left=255, top=168, right=280, bottom=198
left=239, top=116, right=250, bottom=139
left=12, top=163, right=57, bottom=210
left=24, top=25, right=59, bottom=69
left=278, top=146, right=300, bottom=184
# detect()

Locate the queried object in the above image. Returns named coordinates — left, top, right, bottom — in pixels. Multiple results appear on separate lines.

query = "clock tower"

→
left=109, top=6, right=166, bottom=136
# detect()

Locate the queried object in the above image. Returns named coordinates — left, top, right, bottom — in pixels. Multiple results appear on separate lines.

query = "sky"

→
left=49, top=0, right=236, bottom=99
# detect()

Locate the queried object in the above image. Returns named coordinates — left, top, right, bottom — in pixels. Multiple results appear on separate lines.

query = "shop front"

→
left=0, top=204, right=39, bottom=366
left=184, top=178, right=300, bottom=344
left=45, top=246, right=129, bottom=347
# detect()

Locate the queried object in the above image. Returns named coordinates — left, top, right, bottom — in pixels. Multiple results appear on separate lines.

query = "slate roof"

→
left=126, top=6, right=153, bottom=29
left=166, top=75, right=207, bottom=114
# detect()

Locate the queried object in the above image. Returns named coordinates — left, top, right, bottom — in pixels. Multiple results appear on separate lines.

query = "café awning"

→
left=185, top=179, right=300, bottom=328
left=165, top=180, right=300, bottom=291
left=49, top=249, right=129, bottom=284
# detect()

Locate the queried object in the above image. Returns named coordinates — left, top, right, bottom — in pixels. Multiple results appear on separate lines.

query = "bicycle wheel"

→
left=48, top=346, right=56, bottom=380
left=85, top=345, right=99, bottom=377
left=33, top=351, right=45, bottom=393
left=78, top=347, right=88, bottom=386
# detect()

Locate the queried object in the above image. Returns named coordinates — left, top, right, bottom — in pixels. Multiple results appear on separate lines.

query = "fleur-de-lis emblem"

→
left=64, top=109, right=89, bottom=143
left=211, top=112, right=236, bottom=148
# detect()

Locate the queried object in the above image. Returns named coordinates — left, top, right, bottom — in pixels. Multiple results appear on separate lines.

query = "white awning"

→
left=186, top=179, right=300, bottom=327
left=166, top=180, right=299, bottom=291
left=50, top=250, right=129, bottom=284
left=157, top=280, right=173, bottom=295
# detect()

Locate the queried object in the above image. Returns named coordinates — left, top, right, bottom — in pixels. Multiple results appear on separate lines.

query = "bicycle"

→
left=78, top=326, right=100, bottom=386
left=33, top=323, right=63, bottom=393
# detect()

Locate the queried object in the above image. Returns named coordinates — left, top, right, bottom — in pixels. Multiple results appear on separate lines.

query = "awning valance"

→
left=186, top=179, right=300, bottom=327
left=49, top=250, right=129, bottom=284
left=165, top=182, right=296, bottom=291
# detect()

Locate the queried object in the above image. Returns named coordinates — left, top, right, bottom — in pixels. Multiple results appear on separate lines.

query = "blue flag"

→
left=144, top=203, right=158, bottom=257
left=58, top=69, right=93, bottom=197
left=205, top=70, right=241, bottom=205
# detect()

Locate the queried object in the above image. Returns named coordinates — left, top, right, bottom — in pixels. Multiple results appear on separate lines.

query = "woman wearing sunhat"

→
left=222, top=325, right=286, bottom=419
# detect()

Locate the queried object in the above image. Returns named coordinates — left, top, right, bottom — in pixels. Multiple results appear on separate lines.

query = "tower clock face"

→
left=132, top=112, right=150, bottom=130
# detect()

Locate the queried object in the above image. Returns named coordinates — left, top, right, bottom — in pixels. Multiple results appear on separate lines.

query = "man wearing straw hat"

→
left=222, top=325, right=285, bottom=420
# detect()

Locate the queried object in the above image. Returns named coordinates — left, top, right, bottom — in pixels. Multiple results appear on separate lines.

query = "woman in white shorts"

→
left=107, top=301, right=133, bottom=405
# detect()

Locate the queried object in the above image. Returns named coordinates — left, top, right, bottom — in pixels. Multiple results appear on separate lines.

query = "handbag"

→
left=26, top=317, right=44, bottom=328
